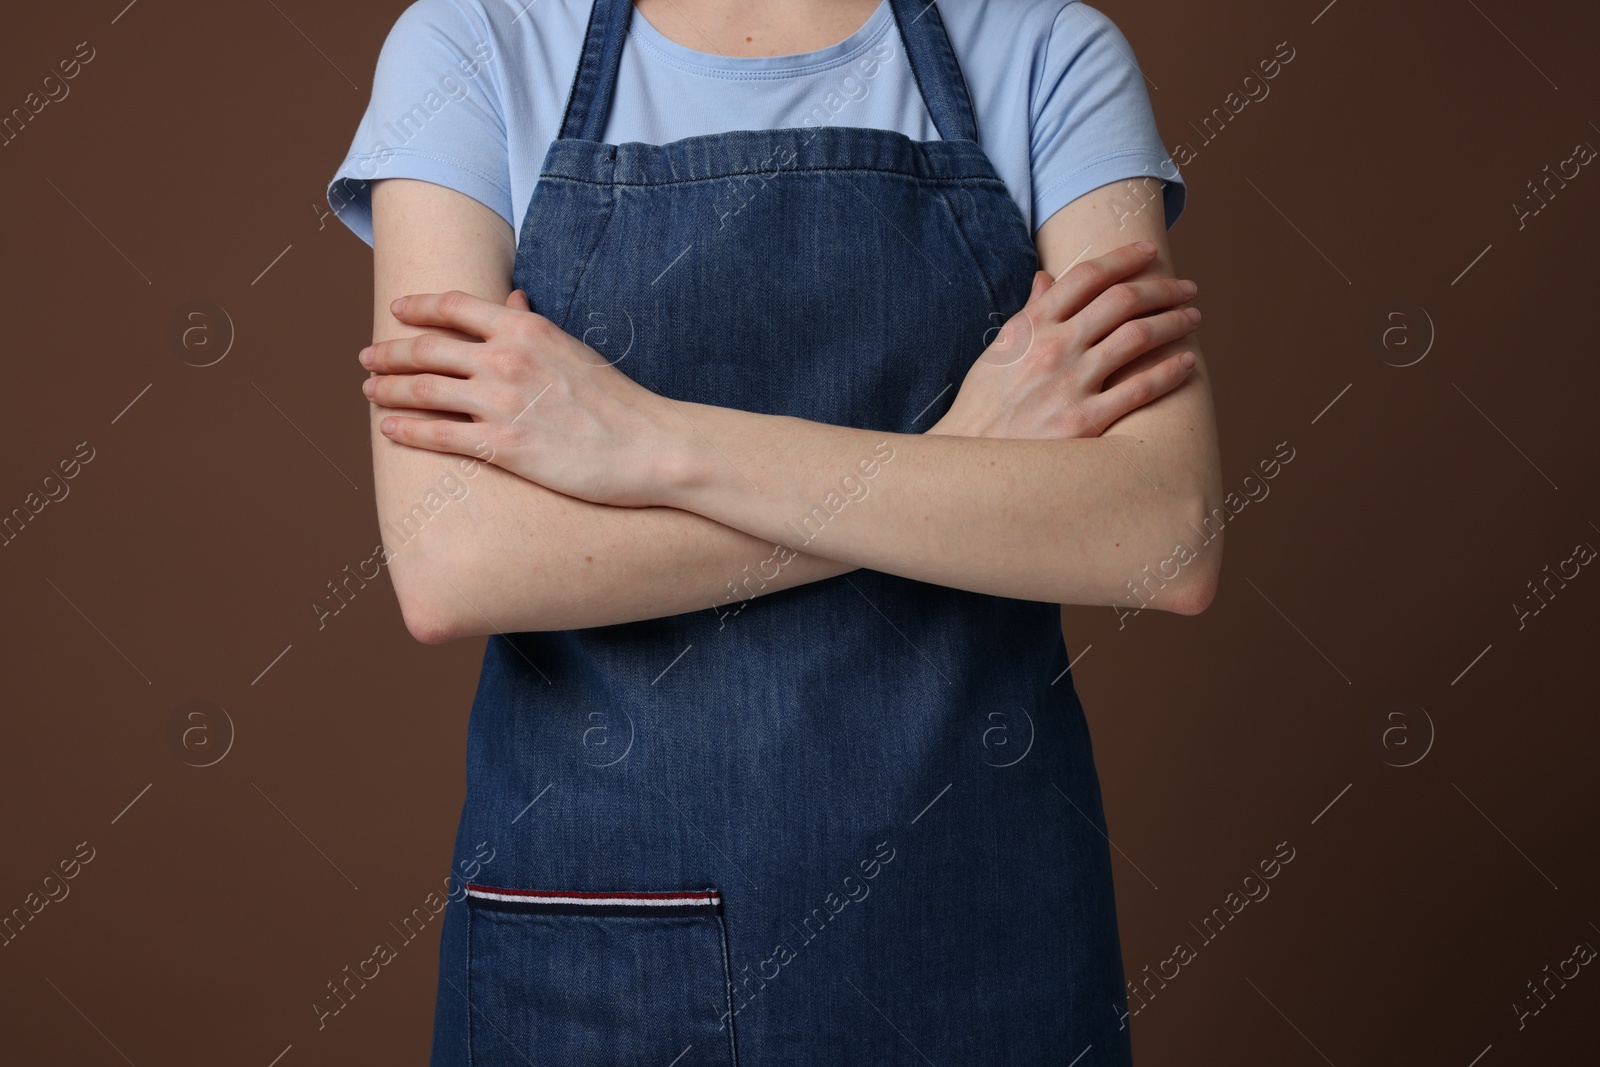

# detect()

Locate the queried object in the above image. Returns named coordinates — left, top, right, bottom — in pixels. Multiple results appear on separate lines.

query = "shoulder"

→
left=935, top=0, right=1083, bottom=63
left=369, top=0, right=595, bottom=123
left=379, top=0, right=590, bottom=63
left=936, top=1, right=1146, bottom=117
left=938, top=1, right=1144, bottom=74
left=368, top=0, right=497, bottom=84
left=953, top=1, right=1185, bottom=233
left=382, top=0, right=484, bottom=42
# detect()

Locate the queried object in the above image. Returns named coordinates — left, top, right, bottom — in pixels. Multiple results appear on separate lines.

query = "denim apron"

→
left=428, top=2, right=1134, bottom=1063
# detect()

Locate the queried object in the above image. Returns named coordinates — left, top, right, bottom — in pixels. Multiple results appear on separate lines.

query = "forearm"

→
left=376, top=405, right=857, bottom=641
left=364, top=179, right=856, bottom=642
left=657, top=402, right=1215, bottom=611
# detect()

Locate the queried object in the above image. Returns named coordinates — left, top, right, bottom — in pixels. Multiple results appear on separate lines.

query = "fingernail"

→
left=362, top=378, right=376, bottom=397
left=359, top=347, right=373, bottom=366
left=1185, top=307, right=1202, bottom=325
left=1180, top=352, right=1195, bottom=368
left=1136, top=241, right=1157, bottom=255
left=380, top=417, right=396, bottom=434
left=390, top=297, right=405, bottom=314
left=1178, top=280, right=1197, bottom=296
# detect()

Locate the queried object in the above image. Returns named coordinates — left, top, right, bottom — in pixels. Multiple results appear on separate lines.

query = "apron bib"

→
left=428, top=2, right=1134, bottom=1063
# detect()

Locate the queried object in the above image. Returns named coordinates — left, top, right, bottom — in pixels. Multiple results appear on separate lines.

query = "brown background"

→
left=2, top=0, right=1596, bottom=1063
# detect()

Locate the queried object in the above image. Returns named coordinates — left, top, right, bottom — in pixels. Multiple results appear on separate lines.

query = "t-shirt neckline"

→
left=627, top=0, right=894, bottom=78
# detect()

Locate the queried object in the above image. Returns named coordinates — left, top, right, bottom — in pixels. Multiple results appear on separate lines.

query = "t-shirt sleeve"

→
left=1030, top=1, right=1187, bottom=234
left=325, top=0, right=511, bottom=248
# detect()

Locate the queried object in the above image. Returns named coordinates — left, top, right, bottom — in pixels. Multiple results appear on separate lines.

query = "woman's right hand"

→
left=928, top=240, right=1199, bottom=440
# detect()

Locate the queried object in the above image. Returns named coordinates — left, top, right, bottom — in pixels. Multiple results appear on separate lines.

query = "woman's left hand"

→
left=361, top=289, right=684, bottom=508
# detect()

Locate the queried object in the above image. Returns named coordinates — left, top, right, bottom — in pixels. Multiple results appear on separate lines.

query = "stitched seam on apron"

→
left=921, top=168, right=999, bottom=311
left=557, top=183, right=624, bottom=331
left=539, top=167, right=1009, bottom=189
left=464, top=898, right=474, bottom=1067
left=714, top=911, right=742, bottom=1066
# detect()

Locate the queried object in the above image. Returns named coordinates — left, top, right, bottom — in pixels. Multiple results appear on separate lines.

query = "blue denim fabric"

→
left=427, top=1, right=1135, bottom=1063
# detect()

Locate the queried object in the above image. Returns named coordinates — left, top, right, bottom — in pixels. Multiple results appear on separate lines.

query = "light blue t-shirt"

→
left=326, top=0, right=1186, bottom=248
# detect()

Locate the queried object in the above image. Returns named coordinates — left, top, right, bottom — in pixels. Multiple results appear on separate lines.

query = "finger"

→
left=366, top=372, right=485, bottom=417
left=362, top=332, right=478, bottom=377
left=1029, top=270, right=1051, bottom=302
left=1072, top=278, right=1198, bottom=349
left=378, top=414, right=497, bottom=460
left=1034, top=240, right=1159, bottom=322
left=1084, top=306, right=1201, bottom=383
left=391, top=289, right=511, bottom=339
left=1091, top=350, right=1196, bottom=426
left=506, top=289, right=531, bottom=311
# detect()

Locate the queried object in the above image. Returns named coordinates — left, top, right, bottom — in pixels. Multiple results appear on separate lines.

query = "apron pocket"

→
left=465, top=884, right=739, bottom=1067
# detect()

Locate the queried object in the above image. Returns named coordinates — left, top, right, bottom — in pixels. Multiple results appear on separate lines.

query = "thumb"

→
left=505, top=288, right=530, bottom=310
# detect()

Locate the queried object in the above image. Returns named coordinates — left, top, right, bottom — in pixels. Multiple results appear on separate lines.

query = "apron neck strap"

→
left=887, top=0, right=979, bottom=144
left=556, top=0, right=981, bottom=144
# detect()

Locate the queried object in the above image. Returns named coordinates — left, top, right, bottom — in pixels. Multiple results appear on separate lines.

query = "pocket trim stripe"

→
left=464, top=884, right=724, bottom=917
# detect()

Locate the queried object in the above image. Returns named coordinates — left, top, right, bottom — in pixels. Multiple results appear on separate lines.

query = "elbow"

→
left=389, top=553, right=464, bottom=645
left=400, top=595, right=457, bottom=645
left=1169, top=489, right=1224, bottom=615
left=1170, top=570, right=1219, bottom=616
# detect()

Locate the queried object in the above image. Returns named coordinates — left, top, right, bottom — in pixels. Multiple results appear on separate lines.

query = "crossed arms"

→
left=361, top=176, right=1223, bottom=643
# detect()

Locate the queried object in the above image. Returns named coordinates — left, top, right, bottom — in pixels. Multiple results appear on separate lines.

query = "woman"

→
left=327, top=0, right=1222, bottom=1062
